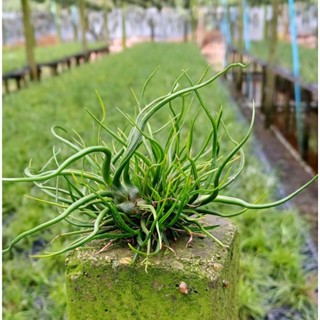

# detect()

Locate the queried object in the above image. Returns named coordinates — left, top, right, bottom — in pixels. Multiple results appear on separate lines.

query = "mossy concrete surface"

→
left=65, top=217, right=239, bottom=320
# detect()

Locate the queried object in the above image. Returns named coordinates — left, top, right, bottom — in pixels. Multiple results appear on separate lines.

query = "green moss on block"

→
left=65, top=217, right=239, bottom=320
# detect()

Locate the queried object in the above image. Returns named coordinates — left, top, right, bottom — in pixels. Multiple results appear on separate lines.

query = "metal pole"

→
left=288, top=0, right=303, bottom=154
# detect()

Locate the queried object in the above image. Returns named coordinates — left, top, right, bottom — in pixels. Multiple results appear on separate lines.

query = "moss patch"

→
left=65, top=217, right=239, bottom=320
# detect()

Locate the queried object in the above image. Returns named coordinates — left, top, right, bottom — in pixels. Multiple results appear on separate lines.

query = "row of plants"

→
left=3, top=42, right=317, bottom=319
left=2, top=40, right=107, bottom=74
left=248, top=40, right=317, bottom=84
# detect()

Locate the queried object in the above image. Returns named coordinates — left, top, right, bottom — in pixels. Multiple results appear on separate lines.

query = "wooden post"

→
left=21, top=0, right=38, bottom=81
left=263, top=4, right=269, bottom=40
left=79, top=0, right=88, bottom=53
left=252, top=61, right=257, bottom=102
left=183, top=0, right=191, bottom=42
left=3, top=79, right=10, bottom=94
left=226, top=4, right=233, bottom=45
left=56, top=1, right=62, bottom=43
left=190, top=0, right=198, bottom=42
left=284, top=89, right=291, bottom=135
left=301, top=89, right=312, bottom=161
left=147, top=7, right=156, bottom=43
left=235, top=0, right=244, bottom=93
left=103, top=4, right=110, bottom=46
left=149, top=19, right=155, bottom=42
left=51, top=0, right=62, bottom=44
left=260, top=64, right=267, bottom=112
left=121, top=0, right=127, bottom=49
left=69, top=6, right=79, bottom=41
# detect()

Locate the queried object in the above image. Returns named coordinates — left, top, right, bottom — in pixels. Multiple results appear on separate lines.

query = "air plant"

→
left=2, top=63, right=317, bottom=263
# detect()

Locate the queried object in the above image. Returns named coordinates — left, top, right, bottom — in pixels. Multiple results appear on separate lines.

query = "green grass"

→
left=2, top=42, right=317, bottom=319
left=2, top=40, right=107, bottom=74
left=249, top=40, right=318, bottom=84
left=3, top=0, right=50, bottom=12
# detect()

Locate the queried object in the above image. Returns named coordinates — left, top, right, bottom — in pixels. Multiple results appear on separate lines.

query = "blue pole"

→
left=221, top=0, right=232, bottom=67
left=288, top=0, right=303, bottom=154
left=242, top=0, right=251, bottom=97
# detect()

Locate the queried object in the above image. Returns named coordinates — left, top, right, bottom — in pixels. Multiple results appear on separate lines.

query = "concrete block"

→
left=65, top=217, right=239, bottom=320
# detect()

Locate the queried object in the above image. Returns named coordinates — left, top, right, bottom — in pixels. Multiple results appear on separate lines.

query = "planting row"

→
left=226, top=45, right=318, bottom=173
left=2, top=45, right=109, bottom=94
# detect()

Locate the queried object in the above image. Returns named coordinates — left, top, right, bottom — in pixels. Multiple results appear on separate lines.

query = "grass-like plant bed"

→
left=2, top=40, right=107, bottom=74
left=2, top=42, right=317, bottom=319
left=248, top=40, right=318, bottom=84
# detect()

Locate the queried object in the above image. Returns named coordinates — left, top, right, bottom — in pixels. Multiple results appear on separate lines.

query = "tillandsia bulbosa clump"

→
left=3, top=63, right=317, bottom=262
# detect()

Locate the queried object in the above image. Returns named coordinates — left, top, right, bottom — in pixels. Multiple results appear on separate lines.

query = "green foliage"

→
left=2, top=40, right=106, bottom=74
left=249, top=40, right=318, bottom=84
left=237, top=207, right=317, bottom=319
left=228, top=155, right=318, bottom=320
left=2, top=0, right=50, bottom=12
